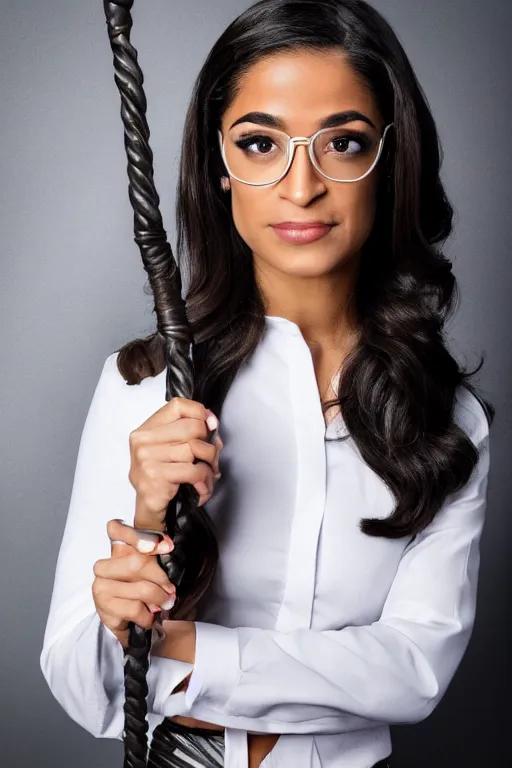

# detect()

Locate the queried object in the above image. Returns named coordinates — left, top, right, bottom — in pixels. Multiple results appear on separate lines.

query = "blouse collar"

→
left=264, top=316, right=349, bottom=440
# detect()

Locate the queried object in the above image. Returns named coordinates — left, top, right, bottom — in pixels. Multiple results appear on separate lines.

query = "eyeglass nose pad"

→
left=289, top=137, right=312, bottom=157
left=286, top=137, right=322, bottom=180
left=287, top=137, right=310, bottom=162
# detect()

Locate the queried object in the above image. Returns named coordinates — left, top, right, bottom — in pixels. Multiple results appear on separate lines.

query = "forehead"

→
left=223, top=49, right=380, bottom=131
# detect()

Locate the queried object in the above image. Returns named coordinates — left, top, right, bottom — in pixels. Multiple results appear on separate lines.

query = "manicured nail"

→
left=135, top=530, right=165, bottom=553
left=148, top=604, right=161, bottom=614
left=136, top=539, right=158, bottom=553
left=206, top=411, right=219, bottom=431
left=157, top=540, right=173, bottom=554
left=163, top=583, right=176, bottom=594
left=162, top=596, right=176, bottom=610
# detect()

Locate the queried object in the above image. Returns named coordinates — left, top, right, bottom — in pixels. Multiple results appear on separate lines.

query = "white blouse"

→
left=40, top=315, right=491, bottom=768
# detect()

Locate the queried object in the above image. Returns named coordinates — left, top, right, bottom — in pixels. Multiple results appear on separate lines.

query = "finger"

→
left=131, top=417, right=210, bottom=448
left=204, top=409, right=220, bottom=447
left=105, top=596, right=155, bottom=631
left=189, top=438, right=219, bottom=473
left=137, top=398, right=219, bottom=430
left=94, top=553, right=177, bottom=593
left=176, top=461, right=215, bottom=507
left=98, top=578, right=176, bottom=609
left=107, top=519, right=174, bottom=555
left=134, top=440, right=221, bottom=490
left=138, top=397, right=208, bottom=428
left=110, top=539, right=132, bottom=558
left=213, top=435, right=223, bottom=476
left=138, top=439, right=217, bottom=469
left=148, top=460, right=215, bottom=491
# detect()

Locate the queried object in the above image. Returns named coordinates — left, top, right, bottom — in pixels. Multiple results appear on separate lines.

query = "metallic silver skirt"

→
left=148, top=718, right=225, bottom=767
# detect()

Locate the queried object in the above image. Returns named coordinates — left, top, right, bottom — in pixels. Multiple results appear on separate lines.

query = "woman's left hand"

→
left=106, top=520, right=197, bottom=658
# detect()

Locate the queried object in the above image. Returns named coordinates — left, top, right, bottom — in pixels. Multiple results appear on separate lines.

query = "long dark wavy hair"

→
left=116, top=0, right=494, bottom=614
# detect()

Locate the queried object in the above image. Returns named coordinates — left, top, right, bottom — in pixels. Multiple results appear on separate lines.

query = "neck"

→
left=256, top=256, right=361, bottom=349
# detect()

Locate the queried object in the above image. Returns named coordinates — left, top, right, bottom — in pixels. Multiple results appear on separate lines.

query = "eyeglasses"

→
left=218, top=122, right=393, bottom=186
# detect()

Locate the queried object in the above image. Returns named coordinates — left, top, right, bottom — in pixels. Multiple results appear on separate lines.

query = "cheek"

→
left=230, top=189, right=265, bottom=250
left=338, top=182, right=378, bottom=248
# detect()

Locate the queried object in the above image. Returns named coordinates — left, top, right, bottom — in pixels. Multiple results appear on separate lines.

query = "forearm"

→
left=41, top=610, right=164, bottom=740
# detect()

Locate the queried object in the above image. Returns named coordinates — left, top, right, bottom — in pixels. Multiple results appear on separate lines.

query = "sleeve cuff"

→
left=102, top=621, right=240, bottom=718
left=102, top=623, right=197, bottom=719
left=148, top=655, right=195, bottom=717
left=189, top=621, right=241, bottom=709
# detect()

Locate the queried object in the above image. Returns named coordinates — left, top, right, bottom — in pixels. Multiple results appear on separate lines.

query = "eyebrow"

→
left=229, top=110, right=378, bottom=132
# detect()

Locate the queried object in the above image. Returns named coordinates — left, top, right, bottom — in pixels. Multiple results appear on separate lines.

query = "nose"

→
left=277, top=142, right=327, bottom=205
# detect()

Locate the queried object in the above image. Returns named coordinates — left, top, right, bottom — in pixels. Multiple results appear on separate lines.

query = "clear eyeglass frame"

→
left=218, top=122, right=394, bottom=187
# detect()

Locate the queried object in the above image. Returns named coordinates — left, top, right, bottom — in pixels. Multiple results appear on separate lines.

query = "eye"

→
left=327, top=133, right=372, bottom=155
left=234, top=134, right=277, bottom=155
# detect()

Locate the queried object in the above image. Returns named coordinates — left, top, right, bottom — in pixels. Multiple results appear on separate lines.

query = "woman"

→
left=40, top=0, right=494, bottom=766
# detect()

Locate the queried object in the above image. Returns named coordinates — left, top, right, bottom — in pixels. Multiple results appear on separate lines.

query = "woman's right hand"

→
left=128, top=396, right=223, bottom=531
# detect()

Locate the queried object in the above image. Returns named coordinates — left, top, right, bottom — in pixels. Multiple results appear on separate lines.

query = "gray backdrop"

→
left=1, top=0, right=510, bottom=766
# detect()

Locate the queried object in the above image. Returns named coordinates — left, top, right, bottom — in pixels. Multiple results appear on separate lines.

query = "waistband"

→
left=150, top=718, right=392, bottom=768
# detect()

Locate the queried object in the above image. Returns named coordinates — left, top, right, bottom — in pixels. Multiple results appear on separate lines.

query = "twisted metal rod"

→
left=102, top=2, right=209, bottom=765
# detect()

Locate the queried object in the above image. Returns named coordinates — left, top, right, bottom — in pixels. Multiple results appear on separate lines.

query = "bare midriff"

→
left=166, top=714, right=224, bottom=731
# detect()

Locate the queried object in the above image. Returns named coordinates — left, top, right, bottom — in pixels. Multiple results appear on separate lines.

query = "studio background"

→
left=1, top=1, right=510, bottom=766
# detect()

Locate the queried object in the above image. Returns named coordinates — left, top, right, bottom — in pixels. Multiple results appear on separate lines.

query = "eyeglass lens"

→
left=223, top=125, right=383, bottom=184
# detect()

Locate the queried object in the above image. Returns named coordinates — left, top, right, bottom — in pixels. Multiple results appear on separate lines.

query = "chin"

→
left=272, top=260, right=340, bottom=279
left=271, top=245, right=349, bottom=277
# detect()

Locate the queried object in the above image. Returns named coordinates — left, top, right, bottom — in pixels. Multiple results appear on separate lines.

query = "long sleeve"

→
left=40, top=354, right=194, bottom=740
left=178, top=410, right=491, bottom=735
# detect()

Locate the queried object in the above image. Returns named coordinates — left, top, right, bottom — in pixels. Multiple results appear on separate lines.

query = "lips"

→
left=272, top=221, right=333, bottom=229
left=271, top=222, right=334, bottom=244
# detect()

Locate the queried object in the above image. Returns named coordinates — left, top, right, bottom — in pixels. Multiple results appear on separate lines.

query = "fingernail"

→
left=157, top=540, right=173, bottom=554
left=136, top=539, right=157, bottom=553
left=148, top=604, right=161, bottom=614
left=163, top=583, right=175, bottom=594
left=134, top=530, right=164, bottom=553
left=214, top=472, right=222, bottom=480
left=206, top=411, right=219, bottom=431
left=162, top=596, right=176, bottom=610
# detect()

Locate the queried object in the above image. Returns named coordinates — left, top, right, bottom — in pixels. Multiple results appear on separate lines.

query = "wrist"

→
left=152, top=620, right=196, bottom=664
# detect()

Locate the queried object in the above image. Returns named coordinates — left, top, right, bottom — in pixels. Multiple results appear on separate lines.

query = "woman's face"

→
left=219, top=49, right=386, bottom=281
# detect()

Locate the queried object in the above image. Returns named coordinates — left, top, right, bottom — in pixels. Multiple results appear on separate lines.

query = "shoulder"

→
left=90, top=351, right=167, bottom=434
left=453, top=385, right=491, bottom=450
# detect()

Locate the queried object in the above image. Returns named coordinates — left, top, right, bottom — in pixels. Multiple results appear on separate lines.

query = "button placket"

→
left=272, top=323, right=327, bottom=633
